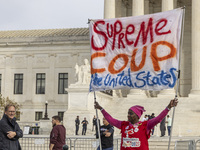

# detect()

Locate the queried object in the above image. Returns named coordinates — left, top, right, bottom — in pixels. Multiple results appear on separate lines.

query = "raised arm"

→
left=147, top=99, right=178, bottom=133
left=147, top=108, right=169, bottom=132
left=94, top=102, right=122, bottom=129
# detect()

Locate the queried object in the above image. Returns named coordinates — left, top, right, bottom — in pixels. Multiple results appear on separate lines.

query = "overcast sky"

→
left=0, top=0, right=104, bottom=31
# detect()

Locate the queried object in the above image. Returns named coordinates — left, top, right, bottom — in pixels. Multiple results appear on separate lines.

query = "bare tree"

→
left=0, top=94, right=21, bottom=119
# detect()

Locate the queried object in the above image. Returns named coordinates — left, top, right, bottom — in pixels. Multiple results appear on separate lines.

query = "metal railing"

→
left=195, top=139, right=200, bottom=150
left=174, top=140, right=196, bottom=150
left=19, top=136, right=120, bottom=150
left=20, top=137, right=50, bottom=150
left=19, top=136, right=200, bottom=150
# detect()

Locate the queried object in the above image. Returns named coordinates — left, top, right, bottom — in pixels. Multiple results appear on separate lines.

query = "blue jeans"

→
left=97, top=146, right=113, bottom=150
left=167, top=126, right=171, bottom=136
left=151, top=127, right=155, bottom=135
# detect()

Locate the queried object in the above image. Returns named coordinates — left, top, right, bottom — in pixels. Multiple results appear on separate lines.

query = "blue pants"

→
left=97, top=146, right=113, bottom=150
left=151, top=127, right=155, bottom=135
left=167, top=126, right=171, bottom=136
left=82, top=126, right=87, bottom=135
left=75, top=125, right=79, bottom=135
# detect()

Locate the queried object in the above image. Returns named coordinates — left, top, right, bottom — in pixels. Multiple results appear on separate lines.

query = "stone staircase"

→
left=149, top=136, right=176, bottom=150
left=149, top=136, right=199, bottom=150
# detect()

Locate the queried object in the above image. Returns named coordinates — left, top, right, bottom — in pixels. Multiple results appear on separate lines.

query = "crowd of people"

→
left=0, top=98, right=176, bottom=150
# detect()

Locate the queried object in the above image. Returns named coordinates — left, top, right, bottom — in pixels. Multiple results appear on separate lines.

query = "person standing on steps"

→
left=94, top=99, right=178, bottom=150
left=75, top=116, right=80, bottom=135
left=82, top=117, right=88, bottom=135
left=92, top=115, right=97, bottom=131
left=149, top=113, right=155, bottom=135
left=166, top=115, right=172, bottom=136
left=160, top=117, right=166, bottom=137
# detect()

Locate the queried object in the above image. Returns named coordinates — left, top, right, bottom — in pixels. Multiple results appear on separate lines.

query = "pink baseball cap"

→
left=129, top=105, right=146, bottom=118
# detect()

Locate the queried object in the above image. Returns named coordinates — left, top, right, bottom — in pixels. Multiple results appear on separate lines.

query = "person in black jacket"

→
left=75, top=116, right=80, bottom=135
left=149, top=113, right=155, bottom=135
left=92, top=115, right=97, bottom=131
left=96, top=117, right=114, bottom=150
left=160, top=117, right=166, bottom=137
left=81, top=117, right=88, bottom=135
left=0, top=104, right=23, bottom=150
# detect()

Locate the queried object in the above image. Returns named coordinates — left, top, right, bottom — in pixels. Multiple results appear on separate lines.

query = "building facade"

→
left=0, top=28, right=91, bottom=130
left=0, top=0, right=200, bottom=136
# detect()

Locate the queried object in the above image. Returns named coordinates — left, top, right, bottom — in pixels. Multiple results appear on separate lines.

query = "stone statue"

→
left=75, top=63, right=82, bottom=84
left=82, top=59, right=90, bottom=84
left=75, top=59, right=91, bottom=84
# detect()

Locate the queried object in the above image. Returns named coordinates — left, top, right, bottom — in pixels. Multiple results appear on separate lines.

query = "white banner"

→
left=89, top=8, right=183, bottom=92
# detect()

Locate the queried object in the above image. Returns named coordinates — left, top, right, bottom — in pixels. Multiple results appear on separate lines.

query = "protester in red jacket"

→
left=94, top=99, right=178, bottom=150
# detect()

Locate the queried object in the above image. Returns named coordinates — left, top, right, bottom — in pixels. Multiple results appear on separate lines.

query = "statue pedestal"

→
left=39, top=120, right=52, bottom=135
left=63, top=83, right=95, bottom=135
left=66, top=84, right=92, bottom=110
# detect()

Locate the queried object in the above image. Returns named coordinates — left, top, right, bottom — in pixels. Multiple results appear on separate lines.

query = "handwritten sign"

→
left=89, top=8, right=183, bottom=91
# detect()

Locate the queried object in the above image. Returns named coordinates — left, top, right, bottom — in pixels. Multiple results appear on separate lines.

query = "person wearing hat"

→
left=94, top=99, right=178, bottom=150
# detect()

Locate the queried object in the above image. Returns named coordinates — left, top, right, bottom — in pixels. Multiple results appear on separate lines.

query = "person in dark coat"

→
left=75, top=116, right=80, bottom=135
left=92, top=115, right=97, bottom=131
left=96, top=117, right=114, bottom=150
left=160, top=117, right=166, bottom=137
left=81, top=117, right=88, bottom=135
left=149, top=113, right=155, bottom=135
left=0, top=104, right=23, bottom=150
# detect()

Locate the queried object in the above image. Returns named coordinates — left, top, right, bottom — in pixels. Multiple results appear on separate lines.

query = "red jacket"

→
left=120, top=121, right=150, bottom=150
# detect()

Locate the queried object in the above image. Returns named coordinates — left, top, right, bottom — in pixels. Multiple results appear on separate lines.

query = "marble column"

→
left=4, top=55, right=12, bottom=97
left=162, top=0, right=174, bottom=12
left=26, top=54, right=34, bottom=102
left=190, top=0, right=200, bottom=95
left=128, top=0, right=146, bottom=97
left=132, top=0, right=144, bottom=16
left=47, top=54, right=56, bottom=102
left=144, top=0, right=149, bottom=15
left=158, top=0, right=175, bottom=97
left=174, top=0, right=177, bottom=9
left=104, top=0, right=115, bottom=19
left=115, top=0, right=122, bottom=18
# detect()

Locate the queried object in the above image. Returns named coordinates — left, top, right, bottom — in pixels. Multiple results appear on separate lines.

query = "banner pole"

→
left=94, top=91, right=102, bottom=150
left=88, top=20, right=102, bottom=150
left=167, top=6, right=185, bottom=150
